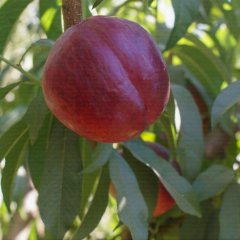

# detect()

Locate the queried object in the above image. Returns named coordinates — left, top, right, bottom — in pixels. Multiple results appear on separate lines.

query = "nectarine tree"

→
left=0, top=0, right=240, bottom=240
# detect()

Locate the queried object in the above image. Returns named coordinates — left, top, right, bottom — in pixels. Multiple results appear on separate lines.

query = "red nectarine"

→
left=42, top=16, right=170, bottom=142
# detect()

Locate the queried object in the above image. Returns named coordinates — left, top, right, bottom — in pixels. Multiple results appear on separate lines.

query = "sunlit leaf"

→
left=124, top=139, right=201, bottom=217
left=211, top=80, right=240, bottom=127
left=185, top=34, right=230, bottom=83
left=216, top=0, right=240, bottom=40
left=39, top=0, right=62, bottom=40
left=147, top=0, right=154, bottom=6
left=92, top=0, right=104, bottom=9
left=38, top=121, right=82, bottom=239
left=109, top=151, right=149, bottom=240
left=171, top=84, right=204, bottom=180
left=173, top=45, right=224, bottom=97
left=165, top=0, right=200, bottom=49
left=193, top=165, right=234, bottom=201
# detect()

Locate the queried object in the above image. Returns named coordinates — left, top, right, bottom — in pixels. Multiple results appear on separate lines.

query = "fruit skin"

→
left=110, top=142, right=177, bottom=217
left=42, top=16, right=170, bottom=143
left=152, top=183, right=175, bottom=217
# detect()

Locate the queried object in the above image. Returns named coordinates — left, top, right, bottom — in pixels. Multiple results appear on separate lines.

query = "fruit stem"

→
left=62, top=0, right=82, bottom=31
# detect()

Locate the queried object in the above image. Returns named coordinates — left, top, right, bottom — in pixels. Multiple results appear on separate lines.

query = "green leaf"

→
left=19, top=39, right=54, bottom=65
left=28, top=113, right=53, bottom=190
left=73, top=165, right=110, bottom=240
left=0, top=82, right=21, bottom=100
left=79, top=139, right=101, bottom=218
left=180, top=202, right=219, bottom=240
left=124, top=139, right=201, bottom=217
left=39, top=0, right=62, bottom=40
left=38, top=121, right=82, bottom=239
left=216, top=0, right=240, bottom=40
left=109, top=151, right=149, bottom=240
left=81, top=142, right=113, bottom=174
left=193, top=165, right=234, bottom=201
left=184, top=34, right=231, bottom=83
left=24, top=91, right=49, bottom=143
left=0, top=0, right=33, bottom=55
left=171, top=84, right=204, bottom=180
left=147, top=0, right=154, bottom=6
left=123, top=147, right=159, bottom=215
left=173, top=45, right=224, bottom=96
left=0, top=119, right=29, bottom=162
left=1, top=131, right=28, bottom=210
left=219, top=183, right=240, bottom=240
left=82, top=0, right=93, bottom=18
left=211, top=81, right=240, bottom=127
left=165, top=0, right=200, bottom=49
left=92, top=0, right=104, bottom=9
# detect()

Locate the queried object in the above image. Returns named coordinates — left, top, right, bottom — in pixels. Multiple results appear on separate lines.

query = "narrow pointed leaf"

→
left=184, top=34, right=230, bottom=83
left=24, top=91, right=49, bottom=143
left=0, top=82, right=21, bottom=100
left=81, top=142, right=113, bottom=174
left=109, top=151, right=149, bottom=240
left=173, top=45, right=224, bottom=96
left=73, top=165, right=110, bottom=240
left=124, top=139, right=201, bottom=217
left=1, top=132, right=28, bottom=210
left=92, top=0, right=104, bottom=9
left=211, top=81, right=240, bottom=127
left=171, top=84, right=204, bottom=180
left=165, top=0, right=200, bottom=49
left=79, top=139, right=101, bottom=218
left=219, top=183, right=240, bottom=240
left=193, top=165, right=234, bottom=201
left=19, top=39, right=54, bottom=64
left=180, top=202, right=219, bottom=240
left=28, top=113, right=53, bottom=190
left=39, top=0, right=62, bottom=40
left=123, top=148, right=159, bottom=215
left=0, top=119, right=29, bottom=162
left=147, top=0, right=154, bottom=6
left=0, top=0, right=32, bottom=55
left=38, top=121, right=82, bottom=239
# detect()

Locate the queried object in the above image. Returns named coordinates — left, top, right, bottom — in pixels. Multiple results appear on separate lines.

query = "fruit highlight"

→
left=42, top=16, right=170, bottom=142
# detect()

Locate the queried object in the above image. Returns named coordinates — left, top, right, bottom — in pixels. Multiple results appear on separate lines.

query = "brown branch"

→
left=62, top=0, right=82, bottom=31
left=3, top=211, right=33, bottom=240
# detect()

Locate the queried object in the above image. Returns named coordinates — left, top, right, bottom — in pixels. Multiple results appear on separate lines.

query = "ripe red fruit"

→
left=42, top=16, right=170, bottom=143
left=152, top=183, right=175, bottom=217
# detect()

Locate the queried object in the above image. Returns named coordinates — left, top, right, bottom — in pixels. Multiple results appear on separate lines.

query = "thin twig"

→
left=0, top=55, right=37, bottom=83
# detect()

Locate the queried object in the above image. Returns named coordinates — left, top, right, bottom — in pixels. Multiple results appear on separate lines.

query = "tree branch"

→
left=62, top=0, right=82, bottom=31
